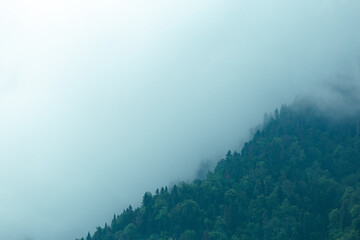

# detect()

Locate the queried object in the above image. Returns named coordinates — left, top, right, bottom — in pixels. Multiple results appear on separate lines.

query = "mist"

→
left=0, top=0, right=359, bottom=239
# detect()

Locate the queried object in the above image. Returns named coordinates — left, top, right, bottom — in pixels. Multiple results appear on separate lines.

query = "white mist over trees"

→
left=0, top=0, right=359, bottom=239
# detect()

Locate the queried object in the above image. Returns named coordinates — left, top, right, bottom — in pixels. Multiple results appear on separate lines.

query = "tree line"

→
left=78, top=103, right=360, bottom=240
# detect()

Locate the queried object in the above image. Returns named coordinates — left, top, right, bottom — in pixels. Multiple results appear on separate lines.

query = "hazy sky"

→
left=0, top=0, right=360, bottom=239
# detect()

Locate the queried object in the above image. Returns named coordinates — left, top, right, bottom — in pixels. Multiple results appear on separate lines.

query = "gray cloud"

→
left=0, top=0, right=359, bottom=239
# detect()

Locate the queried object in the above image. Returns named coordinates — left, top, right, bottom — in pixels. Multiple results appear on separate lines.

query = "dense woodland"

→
left=78, top=103, right=360, bottom=240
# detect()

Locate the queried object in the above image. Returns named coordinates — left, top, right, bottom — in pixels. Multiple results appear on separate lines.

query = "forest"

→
left=78, top=102, right=360, bottom=240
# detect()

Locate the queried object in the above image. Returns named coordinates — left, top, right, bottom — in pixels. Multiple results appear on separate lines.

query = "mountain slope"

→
left=78, top=103, right=360, bottom=240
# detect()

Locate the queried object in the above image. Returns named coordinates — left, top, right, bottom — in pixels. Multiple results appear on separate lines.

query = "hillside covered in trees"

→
left=78, top=103, right=360, bottom=240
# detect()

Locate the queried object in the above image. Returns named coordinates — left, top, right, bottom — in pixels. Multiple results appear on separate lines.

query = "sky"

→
left=0, top=0, right=360, bottom=239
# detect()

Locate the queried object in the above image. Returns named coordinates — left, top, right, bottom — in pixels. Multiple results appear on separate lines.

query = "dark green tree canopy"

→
left=78, top=103, right=360, bottom=240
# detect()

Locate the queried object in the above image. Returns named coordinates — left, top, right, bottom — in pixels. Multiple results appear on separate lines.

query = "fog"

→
left=0, top=0, right=359, bottom=239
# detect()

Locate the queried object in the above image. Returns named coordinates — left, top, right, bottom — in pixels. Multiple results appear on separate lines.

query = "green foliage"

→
left=78, top=103, right=360, bottom=240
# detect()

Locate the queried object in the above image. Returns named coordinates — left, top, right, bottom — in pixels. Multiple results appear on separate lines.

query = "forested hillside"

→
left=78, top=103, right=360, bottom=240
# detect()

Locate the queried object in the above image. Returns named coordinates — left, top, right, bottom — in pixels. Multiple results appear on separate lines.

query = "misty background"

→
left=0, top=0, right=360, bottom=239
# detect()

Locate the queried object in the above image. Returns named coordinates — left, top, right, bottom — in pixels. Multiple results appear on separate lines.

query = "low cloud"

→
left=0, top=0, right=359, bottom=239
